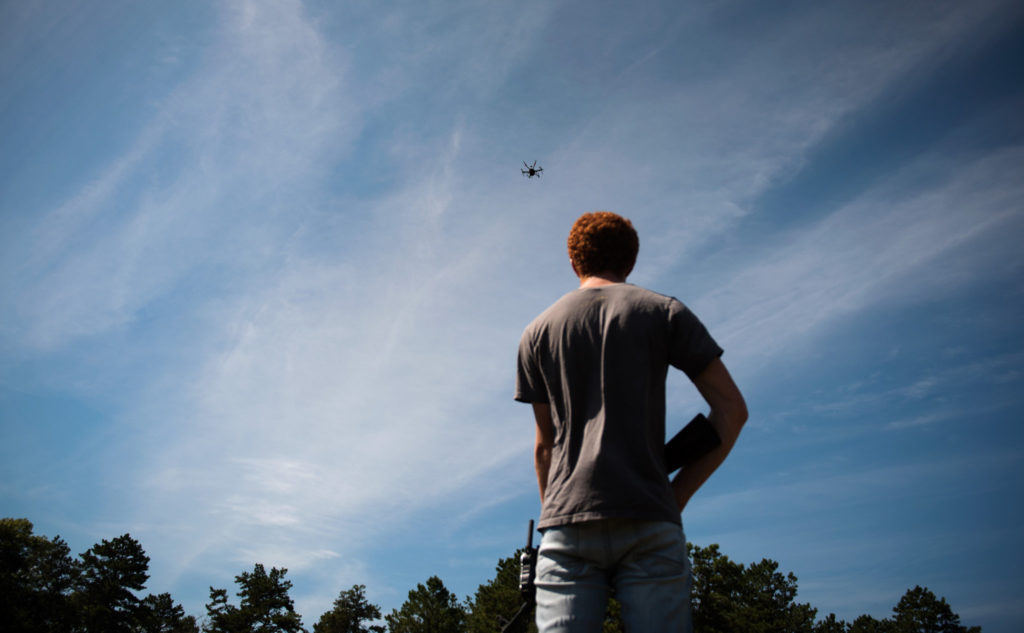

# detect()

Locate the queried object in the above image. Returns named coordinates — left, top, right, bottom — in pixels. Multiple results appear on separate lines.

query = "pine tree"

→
left=314, top=584, right=384, bottom=633
left=891, top=586, right=981, bottom=633
left=75, top=534, right=150, bottom=632
left=464, top=551, right=535, bottom=633
left=204, top=564, right=304, bottom=633
left=0, top=518, right=77, bottom=633
left=385, top=576, right=465, bottom=633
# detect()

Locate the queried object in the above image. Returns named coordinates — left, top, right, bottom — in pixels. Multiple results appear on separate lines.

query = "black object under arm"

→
left=664, top=413, right=721, bottom=474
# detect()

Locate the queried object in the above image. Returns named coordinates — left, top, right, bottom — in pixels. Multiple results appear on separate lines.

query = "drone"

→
left=521, top=160, right=544, bottom=178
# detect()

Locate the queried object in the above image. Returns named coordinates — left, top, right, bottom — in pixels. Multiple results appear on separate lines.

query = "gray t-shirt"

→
left=515, top=283, right=723, bottom=528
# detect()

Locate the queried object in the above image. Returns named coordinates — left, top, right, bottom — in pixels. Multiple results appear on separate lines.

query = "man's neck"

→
left=579, top=272, right=627, bottom=288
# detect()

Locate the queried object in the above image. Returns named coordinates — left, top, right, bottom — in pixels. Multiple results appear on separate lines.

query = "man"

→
left=515, top=211, right=747, bottom=633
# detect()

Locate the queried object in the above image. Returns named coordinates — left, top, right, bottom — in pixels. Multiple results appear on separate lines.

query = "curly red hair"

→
left=567, top=211, right=639, bottom=279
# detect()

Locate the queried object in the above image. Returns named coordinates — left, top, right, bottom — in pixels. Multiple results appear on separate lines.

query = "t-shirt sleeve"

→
left=667, top=298, right=724, bottom=380
left=515, top=329, right=548, bottom=403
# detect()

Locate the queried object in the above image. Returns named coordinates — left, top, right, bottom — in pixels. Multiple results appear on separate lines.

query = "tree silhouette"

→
left=204, top=563, right=304, bottom=633
left=138, top=592, right=200, bottom=632
left=75, top=534, right=150, bottom=632
left=0, top=518, right=77, bottom=632
left=464, top=550, right=535, bottom=633
left=314, top=584, right=384, bottom=633
left=385, top=576, right=465, bottom=633
left=814, top=612, right=848, bottom=633
left=689, top=543, right=816, bottom=633
left=892, top=585, right=981, bottom=633
left=0, top=517, right=988, bottom=633
left=849, top=614, right=892, bottom=633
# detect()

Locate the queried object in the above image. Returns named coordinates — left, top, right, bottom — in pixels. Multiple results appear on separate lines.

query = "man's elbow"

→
left=734, top=396, right=749, bottom=426
left=694, top=358, right=747, bottom=436
left=716, top=395, right=747, bottom=442
left=534, top=442, right=553, bottom=464
left=728, top=390, right=748, bottom=424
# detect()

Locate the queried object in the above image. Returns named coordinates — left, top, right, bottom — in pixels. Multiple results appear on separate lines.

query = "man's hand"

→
left=671, top=358, right=747, bottom=512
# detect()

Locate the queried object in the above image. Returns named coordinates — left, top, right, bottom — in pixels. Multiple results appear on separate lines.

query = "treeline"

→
left=2, top=517, right=980, bottom=633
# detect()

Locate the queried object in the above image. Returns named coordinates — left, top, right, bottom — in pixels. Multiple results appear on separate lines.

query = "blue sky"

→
left=2, top=0, right=1022, bottom=630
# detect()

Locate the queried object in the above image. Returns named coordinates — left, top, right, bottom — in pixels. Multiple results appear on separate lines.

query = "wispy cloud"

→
left=2, top=0, right=353, bottom=351
left=697, top=143, right=1023, bottom=374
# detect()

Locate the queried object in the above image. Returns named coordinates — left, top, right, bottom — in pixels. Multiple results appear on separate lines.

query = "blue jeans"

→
left=534, top=519, right=692, bottom=633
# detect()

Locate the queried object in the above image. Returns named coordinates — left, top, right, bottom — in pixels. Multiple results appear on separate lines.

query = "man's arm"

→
left=671, top=358, right=747, bottom=512
left=532, top=402, right=555, bottom=504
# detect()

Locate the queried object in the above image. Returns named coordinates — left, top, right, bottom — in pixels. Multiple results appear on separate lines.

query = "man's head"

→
left=567, top=211, right=639, bottom=279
